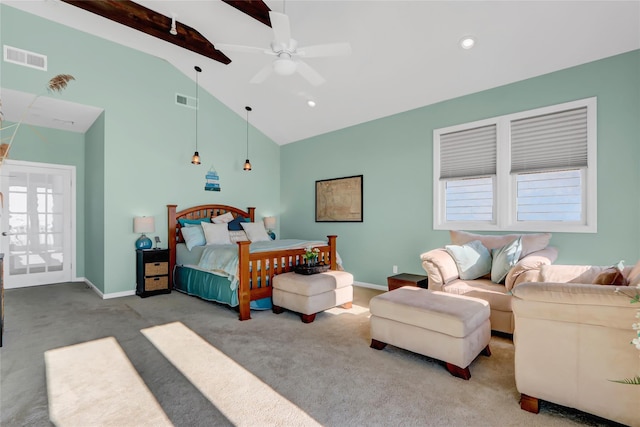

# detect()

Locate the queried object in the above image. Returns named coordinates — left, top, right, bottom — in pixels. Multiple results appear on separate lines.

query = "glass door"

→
left=0, top=160, right=73, bottom=288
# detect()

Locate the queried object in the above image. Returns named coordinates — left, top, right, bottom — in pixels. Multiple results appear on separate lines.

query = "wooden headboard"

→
left=167, top=204, right=255, bottom=286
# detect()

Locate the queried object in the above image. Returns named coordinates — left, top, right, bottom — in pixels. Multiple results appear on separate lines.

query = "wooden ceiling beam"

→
left=61, top=0, right=231, bottom=64
left=221, top=0, right=272, bottom=27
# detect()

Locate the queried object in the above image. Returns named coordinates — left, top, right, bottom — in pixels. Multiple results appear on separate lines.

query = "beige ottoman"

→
left=272, top=271, right=354, bottom=323
left=370, top=287, right=491, bottom=380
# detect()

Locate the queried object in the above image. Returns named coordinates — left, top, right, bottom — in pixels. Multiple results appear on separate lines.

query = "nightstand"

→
left=136, top=249, right=170, bottom=297
left=387, top=273, right=428, bottom=291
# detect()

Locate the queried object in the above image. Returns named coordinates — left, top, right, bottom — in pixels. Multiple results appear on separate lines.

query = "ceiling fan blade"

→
left=250, top=64, right=273, bottom=84
left=268, top=11, right=291, bottom=49
left=216, top=43, right=271, bottom=55
left=298, top=42, right=352, bottom=58
left=296, top=60, right=325, bottom=86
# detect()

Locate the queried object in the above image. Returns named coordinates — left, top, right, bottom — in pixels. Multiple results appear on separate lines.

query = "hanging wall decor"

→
left=205, top=167, right=221, bottom=191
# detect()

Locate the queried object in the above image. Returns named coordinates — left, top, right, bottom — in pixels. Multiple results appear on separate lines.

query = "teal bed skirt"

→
left=174, top=266, right=272, bottom=310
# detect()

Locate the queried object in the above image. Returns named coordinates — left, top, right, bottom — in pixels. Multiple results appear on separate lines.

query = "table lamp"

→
left=263, top=216, right=276, bottom=240
left=134, top=216, right=155, bottom=249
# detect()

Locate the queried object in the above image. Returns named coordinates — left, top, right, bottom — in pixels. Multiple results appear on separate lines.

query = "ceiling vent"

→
left=3, top=45, right=47, bottom=71
left=176, top=93, right=197, bottom=109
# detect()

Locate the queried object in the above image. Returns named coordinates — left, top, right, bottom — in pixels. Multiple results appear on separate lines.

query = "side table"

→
left=387, top=273, right=428, bottom=291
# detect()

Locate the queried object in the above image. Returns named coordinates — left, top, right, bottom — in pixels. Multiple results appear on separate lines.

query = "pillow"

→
left=201, top=222, right=232, bottom=245
left=229, top=230, right=249, bottom=243
left=178, top=217, right=210, bottom=227
left=240, top=222, right=272, bottom=242
left=594, top=262, right=628, bottom=286
left=627, top=260, right=640, bottom=287
left=227, top=215, right=249, bottom=231
left=491, top=237, right=523, bottom=284
left=445, top=240, right=492, bottom=280
left=180, top=224, right=206, bottom=251
left=212, top=212, right=234, bottom=224
left=450, top=230, right=551, bottom=259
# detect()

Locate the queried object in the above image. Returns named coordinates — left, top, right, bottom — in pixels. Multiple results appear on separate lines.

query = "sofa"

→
left=420, top=231, right=558, bottom=334
left=512, top=262, right=640, bottom=427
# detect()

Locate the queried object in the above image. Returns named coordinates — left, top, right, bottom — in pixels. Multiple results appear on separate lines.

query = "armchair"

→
left=512, top=263, right=640, bottom=426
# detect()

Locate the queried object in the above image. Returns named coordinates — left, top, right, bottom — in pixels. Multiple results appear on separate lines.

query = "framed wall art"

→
left=315, top=175, right=363, bottom=222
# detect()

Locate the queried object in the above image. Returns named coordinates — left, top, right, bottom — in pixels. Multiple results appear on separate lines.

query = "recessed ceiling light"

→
left=307, top=100, right=316, bottom=108
left=460, top=36, right=475, bottom=50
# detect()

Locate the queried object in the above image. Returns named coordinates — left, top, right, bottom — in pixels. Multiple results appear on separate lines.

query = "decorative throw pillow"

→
left=228, top=230, right=249, bottom=243
left=241, top=222, right=271, bottom=242
left=594, top=262, right=628, bottom=286
left=449, top=230, right=551, bottom=259
left=178, top=217, right=210, bottom=227
left=180, top=224, right=206, bottom=251
left=227, top=215, right=249, bottom=231
left=212, top=212, right=234, bottom=224
left=445, top=240, right=492, bottom=280
left=201, top=222, right=232, bottom=245
left=491, top=237, right=523, bottom=284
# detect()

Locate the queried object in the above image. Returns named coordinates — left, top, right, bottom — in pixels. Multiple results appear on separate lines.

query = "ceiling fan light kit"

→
left=273, top=56, right=297, bottom=75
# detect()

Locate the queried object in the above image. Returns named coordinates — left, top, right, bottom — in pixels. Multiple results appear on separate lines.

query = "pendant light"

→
left=243, top=106, right=252, bottom=171
left=191, top=65, right=202, bottom=165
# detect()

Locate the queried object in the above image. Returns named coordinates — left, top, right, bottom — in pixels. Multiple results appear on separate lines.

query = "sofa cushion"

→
left=491, top=237, right=523, bottom=284
left=504, top=246, right=558, bottom=291
left=445, top=240, right=492, bottom=280
left=450, top=230, right=551, bottom=259
left=627, top=260, right=640, bottom=287
left=442, top=279, right=512, bottom=313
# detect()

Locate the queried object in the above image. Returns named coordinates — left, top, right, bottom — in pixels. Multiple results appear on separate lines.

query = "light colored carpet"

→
left=2, top=283, right=622, bottom=426
left=142, top=322, right=321, bottom=427
left=44, top=336, right=172, bottom=427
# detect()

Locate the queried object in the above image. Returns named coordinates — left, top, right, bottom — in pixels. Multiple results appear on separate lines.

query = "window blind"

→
left=439, top=124, right=496, bottom=179
left=511, top=107, right=587, bottom=173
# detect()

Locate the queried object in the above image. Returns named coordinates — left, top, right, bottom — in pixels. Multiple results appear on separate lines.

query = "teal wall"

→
left=3, top=4, right=639, bottom=292
left=282, top=50, right=640, bottom=287
left=2, top=122, right=86, bottom=278
left=85, top=113, right=105, bottom=292
left=1, top=5, right=281, bottom=294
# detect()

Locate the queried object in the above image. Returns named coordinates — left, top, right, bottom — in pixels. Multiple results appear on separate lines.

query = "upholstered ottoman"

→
left=272, top=271, right=354, bottom=323
left=369, top=287, right=491, bottom=379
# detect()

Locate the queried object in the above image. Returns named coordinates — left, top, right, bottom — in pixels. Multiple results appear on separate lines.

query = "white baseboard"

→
left=80, top=278, right=383, bottom=299
left=82, top=278, right=135, bottom=299
left=354, top=281, right=386, bottom=291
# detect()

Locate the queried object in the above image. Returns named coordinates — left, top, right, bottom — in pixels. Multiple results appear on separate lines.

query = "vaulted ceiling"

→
left=4, top=1, right=640, bottom=144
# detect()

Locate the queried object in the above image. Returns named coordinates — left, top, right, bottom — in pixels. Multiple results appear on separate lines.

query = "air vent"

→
left=3, top=45, right=47, bottom=71
left=176, top=93, right=197, bottom=109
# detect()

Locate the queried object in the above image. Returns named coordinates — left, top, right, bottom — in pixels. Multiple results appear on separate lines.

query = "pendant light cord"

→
left=245, top=108, right=249, bottom=158
left=195, top=67, right=200, bottom=152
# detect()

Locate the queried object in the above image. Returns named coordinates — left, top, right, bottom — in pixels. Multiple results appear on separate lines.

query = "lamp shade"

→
left=133, top=216, right=155, bottom=234
left=263, top=216, right=276, bottom=230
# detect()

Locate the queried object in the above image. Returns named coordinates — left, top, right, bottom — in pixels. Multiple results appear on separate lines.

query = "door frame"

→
left=1, top=159, right=77, bottom=288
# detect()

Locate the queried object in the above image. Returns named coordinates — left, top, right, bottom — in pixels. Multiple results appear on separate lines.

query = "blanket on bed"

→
left=197, top=239, right=328, bottom=291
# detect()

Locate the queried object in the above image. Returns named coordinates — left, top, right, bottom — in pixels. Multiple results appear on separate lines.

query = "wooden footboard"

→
left=236, top=236, right=338, bottom=321
left=168, top=204, right=338, bottom=321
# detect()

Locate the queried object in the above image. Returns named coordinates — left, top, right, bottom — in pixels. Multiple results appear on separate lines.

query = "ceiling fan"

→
left=217, top=11, right=351, bottom=86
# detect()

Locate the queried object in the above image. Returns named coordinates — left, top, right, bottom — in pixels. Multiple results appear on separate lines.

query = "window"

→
left=433, top=98, right=596, bottom=233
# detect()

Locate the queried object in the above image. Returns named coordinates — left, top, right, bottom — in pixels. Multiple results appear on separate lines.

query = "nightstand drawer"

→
left=145, top=276, right=168, bottom=291
left=145, top=262, right=168, bottom=276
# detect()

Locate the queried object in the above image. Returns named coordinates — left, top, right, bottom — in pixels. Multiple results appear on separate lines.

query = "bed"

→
left=167, top=204, right=338, bottom=321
